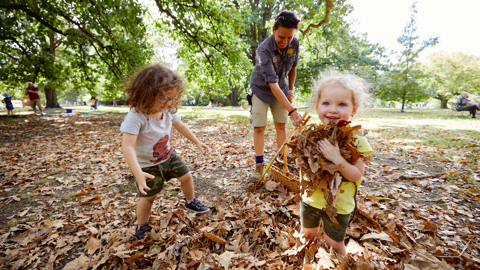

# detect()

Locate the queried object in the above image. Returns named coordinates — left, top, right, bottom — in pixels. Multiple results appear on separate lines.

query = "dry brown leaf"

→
left=63, top=253, right=90, bottom=270
left=203, top=232, right=227, bottom=244
left=85, top=237, right=101, bottom=255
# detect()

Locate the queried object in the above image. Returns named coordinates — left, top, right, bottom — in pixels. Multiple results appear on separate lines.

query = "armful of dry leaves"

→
left=286, top=120, right=370, bottom=224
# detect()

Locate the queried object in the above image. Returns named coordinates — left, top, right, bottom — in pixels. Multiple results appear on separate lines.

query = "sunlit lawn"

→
left=2, top=105, right=479, bottom=169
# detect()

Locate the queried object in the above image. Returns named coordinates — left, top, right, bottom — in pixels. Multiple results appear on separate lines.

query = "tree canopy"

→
left=421, top=51, right=480, bottom=109
left=0, top=0, right=151, bottom=107
left=152, top=0, right=385, bottom=106
left=374, top=2, right=437, bottom=111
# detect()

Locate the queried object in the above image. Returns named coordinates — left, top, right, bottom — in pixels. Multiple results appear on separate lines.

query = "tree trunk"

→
left=228, top=86, right=240, bottom=106
left=45, top=86, right=61, bottom=108
left=434, top=94, right=449, bottom=109
left=440, top=98, right=448, bottom=109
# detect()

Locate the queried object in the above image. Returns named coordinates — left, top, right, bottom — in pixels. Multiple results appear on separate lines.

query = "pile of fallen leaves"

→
left=0, top=113, right=479, bottom=269
left=287, top=121, right=368, bottom=224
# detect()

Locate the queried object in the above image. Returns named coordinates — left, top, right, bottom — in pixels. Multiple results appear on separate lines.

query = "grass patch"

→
left=4, top=218, right=19, bottom=231
left=35, top=178, right=55, bottom=184
left=228, top=114, right=249, bottom=123
left=62, top=193, right=76, bottom=201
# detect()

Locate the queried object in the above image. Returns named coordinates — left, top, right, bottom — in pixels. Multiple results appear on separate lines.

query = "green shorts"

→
left=300, top=200, right=351, bottom=242
left=135, top=150, right=190, bottom=197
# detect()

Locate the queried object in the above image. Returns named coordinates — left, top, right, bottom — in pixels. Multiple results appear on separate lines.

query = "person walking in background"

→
left=113, top=97, right=117, bottom=107
left=2, top=93, right=15, bottom=116
left=90, top=96, right=99, bottom=110
left=248, top=10, right=303, bottom=182
left=456, top=91, right=480, bottom=118
left=25, top=82, right=45, bottom=115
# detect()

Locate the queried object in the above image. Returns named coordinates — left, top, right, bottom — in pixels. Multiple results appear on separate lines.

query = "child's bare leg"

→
left=323, top=233, right=346, bottom=256
left=137, top=195, right=156, bottom=225
left=177, top=172, right=194, bottom=200
left=301, top=226, right=320, bottom=241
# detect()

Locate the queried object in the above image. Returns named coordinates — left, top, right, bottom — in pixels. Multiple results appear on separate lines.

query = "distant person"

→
left=90, top=96, right=99, bottom=110
left=120, top=64, right=210, bottom=240
left=113, top=97, right=117, bottom=107
left=2, top=93, right=15, bottom=116
left=455, top=91, right=480, bottom=118
left=25, top=82, right=45, bottom=115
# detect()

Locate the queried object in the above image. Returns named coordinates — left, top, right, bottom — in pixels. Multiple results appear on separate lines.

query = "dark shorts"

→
left=6, top=104, right=14, bottom=110
left=300, top=200, right=351, bottom=242
left=135, top=150, right=190, bottom=197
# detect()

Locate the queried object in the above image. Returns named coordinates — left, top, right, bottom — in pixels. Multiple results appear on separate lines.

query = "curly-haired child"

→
left=300, top=69, right=373, bottom=255
left=121, top=64, right=210, bottom=240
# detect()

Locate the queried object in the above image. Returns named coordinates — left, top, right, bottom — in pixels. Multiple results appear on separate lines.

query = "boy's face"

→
left=316, top=85, right=358, bottom=125
left=152, top=93, right=177, bottom=113
left=272, top=26, right=296, bottom=51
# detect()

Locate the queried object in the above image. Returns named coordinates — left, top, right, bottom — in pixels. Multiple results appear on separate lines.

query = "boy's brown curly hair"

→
left=124, top=64, right=184, bottom=114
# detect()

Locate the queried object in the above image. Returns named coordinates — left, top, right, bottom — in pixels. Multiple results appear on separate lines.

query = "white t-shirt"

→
left=120, top=108, right=181, bottom=168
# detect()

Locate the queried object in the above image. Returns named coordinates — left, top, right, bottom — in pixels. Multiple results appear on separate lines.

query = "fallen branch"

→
left=301, top=0, right=334, bottom=37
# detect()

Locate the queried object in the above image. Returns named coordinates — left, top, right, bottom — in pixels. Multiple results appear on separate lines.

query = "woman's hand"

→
left=290, top=110, right=303, bottom=128
left=318, top=139, right=345, bottom=165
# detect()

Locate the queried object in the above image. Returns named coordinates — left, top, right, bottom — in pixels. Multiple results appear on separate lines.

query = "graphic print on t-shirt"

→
left=150, top=134, right=173, bottom=164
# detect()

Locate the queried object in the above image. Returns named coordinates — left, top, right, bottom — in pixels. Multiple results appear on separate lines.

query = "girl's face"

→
left=315, top=84, right=358, bottom=125
left=152, top=93, right=177, bottom=113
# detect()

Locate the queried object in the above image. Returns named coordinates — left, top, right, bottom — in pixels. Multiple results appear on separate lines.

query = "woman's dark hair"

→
left=274, top=11, right=300, bottom=30
left=124, top=64, right=184, bottom=114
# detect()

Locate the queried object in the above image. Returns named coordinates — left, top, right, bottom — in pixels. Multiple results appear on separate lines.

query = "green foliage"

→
left=421, top=51, right=480, bottom=108
left=0, top=0, right=151, bottom=106
left=374, top=2, right=437, bottom=110
left=152, top=0, right=385, bottom=106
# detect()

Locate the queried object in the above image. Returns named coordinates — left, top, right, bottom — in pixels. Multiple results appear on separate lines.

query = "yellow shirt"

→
left=302, top=135, right=373, bottom=215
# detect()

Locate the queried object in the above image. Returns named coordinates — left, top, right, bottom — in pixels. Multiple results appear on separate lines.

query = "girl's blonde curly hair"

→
left=124, top=64, right=184, bottom=114
left=310, top=69, right=371, bottom=110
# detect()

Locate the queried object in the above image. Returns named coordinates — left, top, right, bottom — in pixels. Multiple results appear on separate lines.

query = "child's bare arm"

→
left=122, top=132, right=154, bottom=195
left=173, top=121, right=211, bottom=153
left=318, top=138, right=365, bottom=182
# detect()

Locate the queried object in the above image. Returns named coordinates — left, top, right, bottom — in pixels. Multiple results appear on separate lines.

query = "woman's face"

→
left=272, top=26, right=296, bottom=51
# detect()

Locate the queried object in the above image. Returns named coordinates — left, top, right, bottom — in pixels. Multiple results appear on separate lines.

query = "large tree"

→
left=153, top=0, right=366, bottom=106
left=421, top=51, right=480, bottom=109
left=0, top=0, right=150, bottom=108
left=374, top=2, right=437, bottom=111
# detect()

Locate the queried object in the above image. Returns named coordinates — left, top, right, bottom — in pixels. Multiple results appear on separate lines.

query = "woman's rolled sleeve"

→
left=257, top=50, right=278, bottom=84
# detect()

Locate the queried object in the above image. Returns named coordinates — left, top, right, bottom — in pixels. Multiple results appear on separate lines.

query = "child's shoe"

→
left=185, top=198, right=210, bottom=214
left=41, top=112, right=46, bottom=115
left=134, top=224, right=152, bottom=240
left=34, top=113, right=40, bottom=116
left=248, top=163, right=264, bottom=183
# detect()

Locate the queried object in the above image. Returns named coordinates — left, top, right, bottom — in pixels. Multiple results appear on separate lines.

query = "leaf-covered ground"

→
left=0, top=109, right=479, bottom=269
